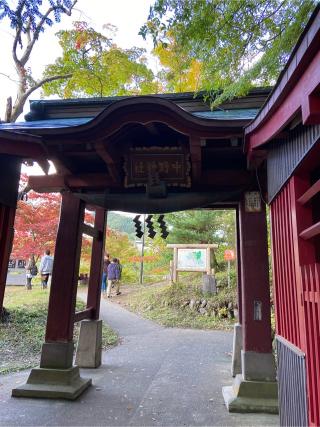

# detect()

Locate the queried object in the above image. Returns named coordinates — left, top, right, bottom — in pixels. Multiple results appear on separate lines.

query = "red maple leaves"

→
left=12, top=174, right=95, bottom=261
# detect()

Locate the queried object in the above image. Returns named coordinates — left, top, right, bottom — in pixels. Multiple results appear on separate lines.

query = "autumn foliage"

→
left=12, top=190, right=61, bottom=261
left=11, top=175, right=95, bottom=262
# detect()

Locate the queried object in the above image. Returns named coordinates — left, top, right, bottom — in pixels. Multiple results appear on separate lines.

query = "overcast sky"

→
left=0, top=0, right=156, bottom=121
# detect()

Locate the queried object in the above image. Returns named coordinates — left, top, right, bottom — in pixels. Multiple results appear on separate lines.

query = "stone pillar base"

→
left=222, top=374, right=278, bottom=414
left=12, top=366, right=91, bottom=400
left=75, top=319, right=102, bottom=368
left=231, top=323, right=242, bottom=377
left=242, top=350, right=276, bottom=381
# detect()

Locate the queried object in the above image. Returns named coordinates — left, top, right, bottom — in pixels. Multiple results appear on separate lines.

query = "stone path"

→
left=0, top=297, right=279, bottom=426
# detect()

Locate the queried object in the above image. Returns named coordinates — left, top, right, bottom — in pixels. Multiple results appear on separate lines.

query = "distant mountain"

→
left=107, top=212, right=135, bottom=239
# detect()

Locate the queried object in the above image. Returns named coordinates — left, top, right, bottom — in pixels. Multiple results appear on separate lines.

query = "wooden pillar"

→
left=231, top=207, right=243, bottom=377
left=13, top=192, right=92, bottom=399
left=86, top=207, right=106, bottom=319
left=206, top=247, right=211, bottom=275
left=236, top=208, right=242, bottom=324
left=223, top=196, right=277, bottom=413
left=76, top=208, right=106, bottom=369
left=0, top=204, right=16, bottom=313
left=189, top=135, right=202, bottom=182
left=173, top=247, right=178, bottom=283
left=239, top=195, right=275, bottom=381
left=0, top=155, right=20, bottom=313
left=45, top=192, right=85, bottom=343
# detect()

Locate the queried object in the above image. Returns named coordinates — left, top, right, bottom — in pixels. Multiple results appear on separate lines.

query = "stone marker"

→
left=202, top=274, right=217, bottom=294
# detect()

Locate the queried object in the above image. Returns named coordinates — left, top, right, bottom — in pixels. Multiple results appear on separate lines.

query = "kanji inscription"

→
left=124, top=147, right=191, bottom=188
left=245, top=191, right=262, bottom=212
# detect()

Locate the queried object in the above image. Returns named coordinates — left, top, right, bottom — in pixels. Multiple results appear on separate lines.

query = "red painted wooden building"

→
left=245, top=5, right=320, bottom=426
left=0, top=4, right=319, bottom=425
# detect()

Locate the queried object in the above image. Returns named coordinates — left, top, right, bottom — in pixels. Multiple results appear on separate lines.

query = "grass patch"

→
left=120, top=282, right=236, bottom=330
left=0, top=286, right=118, bottom=375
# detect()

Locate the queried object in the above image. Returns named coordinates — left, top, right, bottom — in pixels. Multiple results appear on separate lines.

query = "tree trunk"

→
left=4, top=97, right=12, bottom=123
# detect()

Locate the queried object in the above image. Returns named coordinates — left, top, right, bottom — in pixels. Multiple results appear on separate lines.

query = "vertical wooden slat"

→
left=278, top=192, right=287, bottom=337
left=276, top=336, right=308, bottom=427
left=284, top=188, right=294, bottom=342
left=271, top=185, right=301, bottom=344
left=301, top=263, right=320, bottom=426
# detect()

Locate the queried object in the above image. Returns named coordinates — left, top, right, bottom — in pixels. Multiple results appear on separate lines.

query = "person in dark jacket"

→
left=106, top=258, right=120, bottom=298
left=101, top=254, right=110, bottom=293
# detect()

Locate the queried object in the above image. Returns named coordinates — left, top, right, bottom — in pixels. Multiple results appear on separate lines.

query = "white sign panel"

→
left=177, top=248, right=207, bottom=271
left=245, top=191, right=262, bottom=212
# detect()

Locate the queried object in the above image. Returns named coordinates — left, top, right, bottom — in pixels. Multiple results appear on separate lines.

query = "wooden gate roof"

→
left=0, top=89, right=271, bottom=212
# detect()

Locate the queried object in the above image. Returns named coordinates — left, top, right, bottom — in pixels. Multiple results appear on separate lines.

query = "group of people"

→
left=101, top=254, right=122, bottom=298
left=25, top=249, right=54, bottom=290
left=24, top=249, right=122, bottom=296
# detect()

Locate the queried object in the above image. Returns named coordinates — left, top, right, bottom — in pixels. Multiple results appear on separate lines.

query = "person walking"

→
left=39, top=249, right=54, bottom=289
left=101, top=254, right=110, bottom=293
left=106, top=258, right=120, bottom=298
left=115, top=258, right=122, bottom=295
left=25, top=255, right=37, bottom=290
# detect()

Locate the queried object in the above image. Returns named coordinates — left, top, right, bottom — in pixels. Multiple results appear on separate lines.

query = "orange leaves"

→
left=127, top=255, right=158, bottom=263
left=12, top=190, right=61, bottom=260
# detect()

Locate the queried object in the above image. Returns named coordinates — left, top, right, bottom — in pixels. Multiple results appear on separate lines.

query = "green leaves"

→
left=142, top=0, right=316, bottom=105
left=42, top=21, right=157, bottom=98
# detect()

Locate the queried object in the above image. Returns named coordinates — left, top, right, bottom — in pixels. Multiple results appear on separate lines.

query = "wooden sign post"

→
left=224, top=249, right=236, bottom=287
left=167, top=244, right=217, bottom=283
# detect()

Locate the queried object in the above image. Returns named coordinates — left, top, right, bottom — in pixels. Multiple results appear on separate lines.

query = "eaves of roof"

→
left=245, top=3, right=320, bottom=141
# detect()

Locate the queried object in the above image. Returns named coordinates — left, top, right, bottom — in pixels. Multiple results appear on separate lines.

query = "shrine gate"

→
left=0, top=4, right=319, bottom=424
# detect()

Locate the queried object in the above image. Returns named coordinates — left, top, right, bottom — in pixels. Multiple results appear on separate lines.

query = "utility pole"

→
left=139, top=214, right=146, bottom=285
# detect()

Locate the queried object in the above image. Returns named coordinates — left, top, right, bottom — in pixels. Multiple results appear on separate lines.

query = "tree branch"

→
left=0, top=72, right=20, bottom=84
left=19, top=1, right=78, bottom=66
left=23, top=73, right=73, bottom=99
left=10, top=73, right=73, bottom=122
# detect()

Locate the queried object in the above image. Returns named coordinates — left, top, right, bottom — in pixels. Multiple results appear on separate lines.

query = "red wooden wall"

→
left=270, top=182, right=301, bottom=348
left=271, top=175, right=320, bottom=426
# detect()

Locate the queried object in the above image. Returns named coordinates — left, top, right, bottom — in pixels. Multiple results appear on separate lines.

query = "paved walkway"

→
left=0, top=298, right=279, bottom=426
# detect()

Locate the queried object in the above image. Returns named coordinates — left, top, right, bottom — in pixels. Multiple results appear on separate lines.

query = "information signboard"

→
left=177, top=248, right=207, bottom=271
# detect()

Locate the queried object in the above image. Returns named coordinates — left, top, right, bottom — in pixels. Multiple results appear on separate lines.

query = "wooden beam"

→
left=95, top=142, right=121, bottom=184
left=298, top=178, right=320, bottom=205
left=82, top=223, right=101, bottom=239
left=189, top=136, right=202, bottom=182
left=28, top=173, right=116, bottom=193
left=300, top=221, right=320, bottom=240
left=145, top=123, right=160, bottom=136
left=201, top=170, right=252, bottom=186
left=51, top=157, right=73, bottom=175
left=0, top=139, right=46, bottom=158
left=27, top=169, right=251, bottom=193
left=74, top=307, right=94, bottom=322
left=246, top=49, right=320, bottom=150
